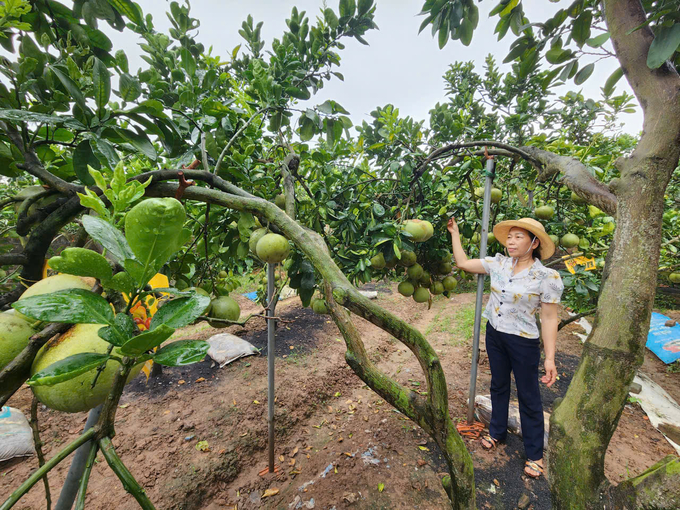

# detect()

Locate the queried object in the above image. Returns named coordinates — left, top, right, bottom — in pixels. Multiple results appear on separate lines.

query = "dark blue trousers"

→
left=485, top=321, right=544, bottom=461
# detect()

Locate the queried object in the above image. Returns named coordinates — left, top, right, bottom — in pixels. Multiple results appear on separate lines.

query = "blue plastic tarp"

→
left=646, top=312, right=680, bottom=364
left=242, top=291, right=258, bottom=302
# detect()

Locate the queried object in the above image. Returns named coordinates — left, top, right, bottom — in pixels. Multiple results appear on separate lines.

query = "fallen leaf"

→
left=289, top=458, right=296, bottom=466
left=378, top=482, right=385, bottom=492
left=418, top=446, right=430, bottom=452
left=253, top=400, right=260, bottom=404
left=178, top=380, right=186, bottom=385
left=232, top=399, right=237, bottom=406
left=338, top=437, right=343, bottom=443
left=292, top=446, right=299, bottom=456
left=195, top=377, right=205, bottom=383
left=493, top=479, right=499, bottom=486
left=417, top=459, right=427, bottom=466
left=327, top=406, right=333, bottom=413
left=240, top=432, right=248, bottom=437
left=262, top=488, right=279, bottom=498
left=118, top=403, right=129, bottom=409
left=279, top=455, right=285, bottom=462
left=334, top=391, right=341, bottom=397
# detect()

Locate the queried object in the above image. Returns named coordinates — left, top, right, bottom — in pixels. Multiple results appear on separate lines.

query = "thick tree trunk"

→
left=547, top=3, right=680, bottom=505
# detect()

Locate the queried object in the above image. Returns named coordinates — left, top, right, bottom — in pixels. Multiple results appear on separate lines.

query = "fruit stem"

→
left=74, top=441, right=99, bottom=510
left=29, top=397, right=51, bottom=510
left=99, top=437, right=156, bottom=509
left=0, top=428, right=96, bottom=510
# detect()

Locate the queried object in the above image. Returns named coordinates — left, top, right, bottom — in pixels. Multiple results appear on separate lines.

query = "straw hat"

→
left=492, top=218, right=555, bottom=260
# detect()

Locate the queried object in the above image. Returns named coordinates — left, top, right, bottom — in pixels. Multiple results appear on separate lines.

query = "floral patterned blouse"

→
left=480, top=253, right=564, bottom=339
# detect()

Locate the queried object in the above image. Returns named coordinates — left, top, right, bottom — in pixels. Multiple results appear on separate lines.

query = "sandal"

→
left=524, top=460, right=544, bottom=479
left=480, top=435, right=499, bottom=450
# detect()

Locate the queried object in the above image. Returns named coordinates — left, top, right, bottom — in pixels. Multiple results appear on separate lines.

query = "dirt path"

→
left=2, top=287, right=677, bottom=510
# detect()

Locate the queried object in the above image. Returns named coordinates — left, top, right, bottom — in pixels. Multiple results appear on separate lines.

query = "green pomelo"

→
left=311, top=298, right=328, bottom=314
left=487, top=233, right=496, bottom=244
left=490, top=188, right=502, bottom=204
left=560, top=233, right=580, bottom=249
left=437, top=262, right=452, bottom=275
left=403, top=220, right=428, bottom=242
left=274, top=194, right=286, bottom=208
left=668, top=273, right=680, bottom=284
left=218, top=270, right=228, bottom=279
left=431, top=282, right=444, bottom=295
left=419, top=271, right=431, bottom=287
left=534, top=206, right=555, bottom=220
left=31, top=324, right=142, bottom=413
left=474, top=187, right=484, bottom=198
left=175, top=278, right=189, bottom=291
left=0, top=311, right=37, bottom=371
left=549, top=234, right=560, bottom=245
left=419, top=221, right=434, bottom=241
left=17, top=274, right=92, bottom=322
left=249, top=228, right=269, bottom=254
left=442, top=276, right=458, bottom=291
left=406, top=264, right=424, bottom=281
left=471, top=233, right=481, bottom=244
left=413, top=287, right=430, bottom=303
left=370, top=253, right=386, bottom=270
left=208, top=296, right=240, bottom=328
left=399, top=250, right=417, bottom=267
left=397, top=281, right=415, bottom=297
left=256, top=233, right=291, bottom=263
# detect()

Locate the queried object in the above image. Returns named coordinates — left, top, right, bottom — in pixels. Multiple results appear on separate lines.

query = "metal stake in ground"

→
left=266, top=262, right=277, bottom=473
left=467, top=154, right=495, bottom=425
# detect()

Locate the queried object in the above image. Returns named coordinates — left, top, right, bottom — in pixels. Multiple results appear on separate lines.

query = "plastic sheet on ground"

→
left=645, top=312, right=680, bottom=364
left=0, top=406, right=35, bottom=462
left=474, top=395, right=550, bottom=450
left=206, top=333, right=260, bottom=368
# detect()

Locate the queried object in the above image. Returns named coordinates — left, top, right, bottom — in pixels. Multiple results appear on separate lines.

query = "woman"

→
left=447, top=216, right=563, bottom=479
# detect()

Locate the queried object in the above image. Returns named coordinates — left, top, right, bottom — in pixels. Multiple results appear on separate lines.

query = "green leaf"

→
left=149, top=294, right=211, bottom=330
left=121, top=324, right=175, bottom=355
left=546, top=48, right=572, bottom=65
left=586, top=32, right=610, bottom=48
left=324, top=8, right=339, bottom=29
left=647, top=24, right=680, bottom=69
left=27, top=353, right=113, bottom=387
left=125, top=198, right=186, bottom=277
left=300, top=117, right=315, bottom=141
left=106, top=0, right=143, bottom=25
left=180, top=47, right=196, bottom=75
left=460, top=18, right=474, bottom=46
left=82, top=215, right=134, bottom=264
left=285, top=86, right=311, bottom=100
left=153, top=340, right=209, bottom=366
left=358, top=0, right=373, bottom=16
left=123, top=258, right=147, bottom=285
left=48, top=248, right=113, bottom=282
left=378, top=482, right=385, bottom=492
left=73, top=141, right=100, bottom=186
left=119, top=73, right=142, bottom=101
left=571, top=11, right=592, bottom=47
left=106, top=271, right=137, bottom=294
left=50, top=65, right=88, bottom=113
left=117, top=128, right=157, bottom=160
left=0, top=110, right=86, bottom=129
left=574, top=63, right=594, bottom=85
left=92, top=57, right=111, bottom=111
left=98, top=313, right=135, bottom=347
left=13, top=289, right=115, bottom=325
left=77, top=188, right=111, bottom=221
left=603, top=67, right=624, bottom=95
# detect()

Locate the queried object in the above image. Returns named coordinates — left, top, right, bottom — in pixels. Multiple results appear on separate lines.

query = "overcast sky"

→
left=112, top=1, right=642, bottom=137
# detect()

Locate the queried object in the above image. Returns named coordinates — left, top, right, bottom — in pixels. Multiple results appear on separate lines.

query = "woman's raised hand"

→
left=447, top=217, right=459, bottom=235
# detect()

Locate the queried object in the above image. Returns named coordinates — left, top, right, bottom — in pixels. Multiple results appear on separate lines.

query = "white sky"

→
left=105, top=1, right=640, bottom=137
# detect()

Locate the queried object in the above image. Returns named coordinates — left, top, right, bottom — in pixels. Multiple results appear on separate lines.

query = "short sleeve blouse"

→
left=481, top=253, right=564, bottom=338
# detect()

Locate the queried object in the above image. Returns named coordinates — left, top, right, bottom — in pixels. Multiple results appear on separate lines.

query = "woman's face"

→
left=506, top=227, right=538, bottom=257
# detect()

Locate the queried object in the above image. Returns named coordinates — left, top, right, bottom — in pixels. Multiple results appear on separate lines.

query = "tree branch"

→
left=0, top=253, right=28, bottom=266
left=99, top=437, right=155, bottom=510
left=29, top=397, right=51, bottom=510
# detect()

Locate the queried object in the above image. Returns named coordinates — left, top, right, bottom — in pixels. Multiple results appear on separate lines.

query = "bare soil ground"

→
left=2, top=285, right=678, bottom=510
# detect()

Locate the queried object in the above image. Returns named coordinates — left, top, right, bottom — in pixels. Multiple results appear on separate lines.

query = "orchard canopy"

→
left=0, top=1, right=679, bottom=510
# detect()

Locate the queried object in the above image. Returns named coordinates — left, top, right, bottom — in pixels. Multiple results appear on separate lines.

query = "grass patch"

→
left=451, top=304, right=486, bottom=339
left=425, top=303, right=485, bottom=346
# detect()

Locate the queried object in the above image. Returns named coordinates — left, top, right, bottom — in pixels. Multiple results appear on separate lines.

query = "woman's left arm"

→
left=540, top=302, right=559, bottom=387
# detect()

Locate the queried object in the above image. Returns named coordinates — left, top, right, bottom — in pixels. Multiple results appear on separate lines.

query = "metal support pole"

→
left=467, top=156, right=495, bottom=424
left=266, top=262, right=277, bottom=473
left=54, top=404, right=102, bottom=510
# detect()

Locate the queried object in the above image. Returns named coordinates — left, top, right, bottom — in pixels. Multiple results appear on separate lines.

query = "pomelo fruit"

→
left=442, top=276, right=457, bottom=291
left=31, top=323, right=142, bottom=413
left=397, top=281, right=415, bottom=297
left=419, top=271, right=431, bottom=287
left=549, top=234, right=560, bottom=245
left=560, top=233, right=580, bottom=249
left=208, top=296, right=240, bottom=328
left=669, top=273, right=680, bottom=284
left=534, top=206, right=555, bottom=220
left=471, top=232, right=481, bottom=244
left=16, top=274, right=93, bottom=322
left=490, top=188, right=502, bottom=204
left=311, top=298, right=328, bottom=314
left=487, top=233, right=496, bottom=244
left=413, top=287, right=430, bottom=303
left=398, top=250, right=417, bottom=267
left=370, top=253, right=386, bottom=270
left=274, top=194, right=286, bottom=209
left=218, top=270, right=228, bottom=279
left=431, top=281, right=444, bottom=295
left=0, top=311, right=37, bottom=371
left=474, top=187, right=484, bottom=198
left=437, top=262, right=452, bottom=275
left=256, top=233, right=291, bottom=263
left=249, top=228, right=268, bottom=254
left=406, top=264, right=423, bottom=281
left=403, top=220, right=433, bottom=242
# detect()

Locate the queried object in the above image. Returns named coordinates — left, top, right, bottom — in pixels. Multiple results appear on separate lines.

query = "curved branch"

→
left=0, top=253, right=28, bottom=266
left=521, top=146, right=618, bottom=216
left=214, top=107, right=269, bottom=176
